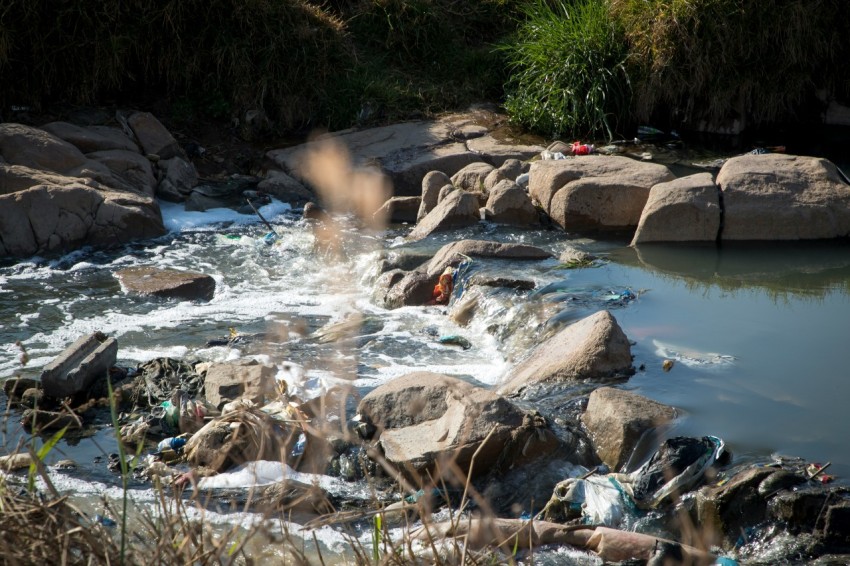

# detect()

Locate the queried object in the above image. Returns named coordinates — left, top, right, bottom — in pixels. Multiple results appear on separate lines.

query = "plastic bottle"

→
left=571, top=142, right=595, bottom=155
left=157, top=436, right=188, bottom=452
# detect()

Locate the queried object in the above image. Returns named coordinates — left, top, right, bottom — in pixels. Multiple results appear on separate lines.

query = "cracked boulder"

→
left=357, top=372, right=534, bottom=481
left=0, top=183, right=164, bottom=258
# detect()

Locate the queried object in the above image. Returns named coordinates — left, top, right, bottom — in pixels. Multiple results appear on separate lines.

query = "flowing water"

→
left=2, top=198, right=850, bottom=560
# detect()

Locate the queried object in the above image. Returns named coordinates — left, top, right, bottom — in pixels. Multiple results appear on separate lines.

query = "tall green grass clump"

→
left=610, top=0, right=850, bottom=129
left=501, top=0, right=630, bottom=140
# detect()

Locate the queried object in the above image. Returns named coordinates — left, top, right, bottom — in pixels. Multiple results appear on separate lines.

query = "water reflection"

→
left=618, top=241, right=850, bottom=298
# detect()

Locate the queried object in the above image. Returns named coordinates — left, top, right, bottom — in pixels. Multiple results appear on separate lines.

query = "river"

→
left=2, top=196, right=850, bottom=560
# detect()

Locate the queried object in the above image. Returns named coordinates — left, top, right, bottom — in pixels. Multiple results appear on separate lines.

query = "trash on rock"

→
left=541, top=436, right=726, bottom=526
left=428, top=267, right=454, bottom=305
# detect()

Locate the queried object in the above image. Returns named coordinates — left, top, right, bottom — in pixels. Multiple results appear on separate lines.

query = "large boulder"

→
left=257, top=170, right=314, bottom=204
left=40, top=122, right=140, bottom=154
left=0, top=123, right=87, bottom=173
left=417, top=170, right=451, bottom=221
left=0, top=184, right=165, bottom=258
left=114, top=266, right=216, bottom=301
left=357, top=372, right=529, bottom=480
left=374, top=196, right=421, bottom=224
left=201, top=361, right=279, bottom=409
left=425, top=239, right=552, bottom=277
left=408, top=190, right=480, bottom=240
left=156, top=157, right=198, bottom=202
left=451, top=162, right=495, bottom=193
left=498, top=311, right=633, bottom=395
left=126, top=112, right=183, bottom=160
left=528, top=157, right=675, bottom=232
left=484, top=180, right=540, bottom=226
left=0, top=163, right=99, bottom=195
left=631, top=172, right=721, bottom=244
left=580, top=387, right=677, bottom=471
left=87, top=149, right=157, bottom=197
left=382, top=269, right=434, bottom=308
left=717, top=154, right=850, bottom=240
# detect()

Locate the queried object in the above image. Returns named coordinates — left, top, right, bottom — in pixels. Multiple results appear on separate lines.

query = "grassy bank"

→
left=0, top=0, right=847, bottom=139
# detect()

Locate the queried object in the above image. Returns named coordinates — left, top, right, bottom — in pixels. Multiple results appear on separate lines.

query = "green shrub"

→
left=610, top=0, right=850, bottom=128
left=501, top=0, right=631, bottom=140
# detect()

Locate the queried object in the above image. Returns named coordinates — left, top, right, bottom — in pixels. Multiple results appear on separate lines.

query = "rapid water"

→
left=2, top=198, right=850, bottom=559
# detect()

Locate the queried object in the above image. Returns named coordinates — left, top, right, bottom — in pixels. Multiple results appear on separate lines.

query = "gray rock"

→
left=358, top=372, right=527, bottom=479
left=529, top=157, right=675, bottom=232
left=631, top=172, right=721, bottom=244
left=0, top=123, right=87, bottom=173
left=41, top=122, right=140, bottom=153
left=717, top=154, right=850, bottom=240
left=466, top=135, right=545, bottom=165
left=483, top=168, right=509, bottom=191
left=40, top=332, right=117, bottom=399
left=374, top=196, right=421, bottom=224
left=126, top=112, right=183, bottom=160
left=498, top=311, right=633, bottom=395
left=417, top=170, right=450, bottom=221
left=0, top=184, right=165, bottom=259
left=451, top=162, right=495, bottom=193
left=156, top=157, right=198, bottom=202
left=257, top=170, right=314, bottom=204
left=696, top=466, right=776, bottom=547
left=383, top=270, right=434, bottom=308
left=202, top=361, right=278, bottom=409
left=408, top=190, right=480, bottom=240
left=266, top=121, right=478, bottom=196
left=436, top=183, right=455, bottom=204
left=580, top=387, right=677, bottom=471
left=498, top=158, right=525, bottom=182
left=115, top=266, right=216, bottom=301
left=484, top=179, right=539, bottom=226
left=426, top=239, right=551, bottom=277
left=87, top=149, right=157, bottom=197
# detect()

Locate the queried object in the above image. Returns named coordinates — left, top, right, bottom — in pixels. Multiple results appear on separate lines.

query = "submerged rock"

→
left=115, top=266, right=216, bottom=301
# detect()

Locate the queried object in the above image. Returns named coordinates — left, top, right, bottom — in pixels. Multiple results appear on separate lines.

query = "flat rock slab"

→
left=115, top=266, right=216, bottom=301
left=202, top=361, right=278, bottom=409
left=266, top=114, right=545, bottom=197
left=41, top=332, right=117, bottom=398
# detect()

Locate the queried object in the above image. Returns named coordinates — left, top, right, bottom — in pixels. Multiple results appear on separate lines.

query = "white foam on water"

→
left=160, top=200, right=292, bottom=233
